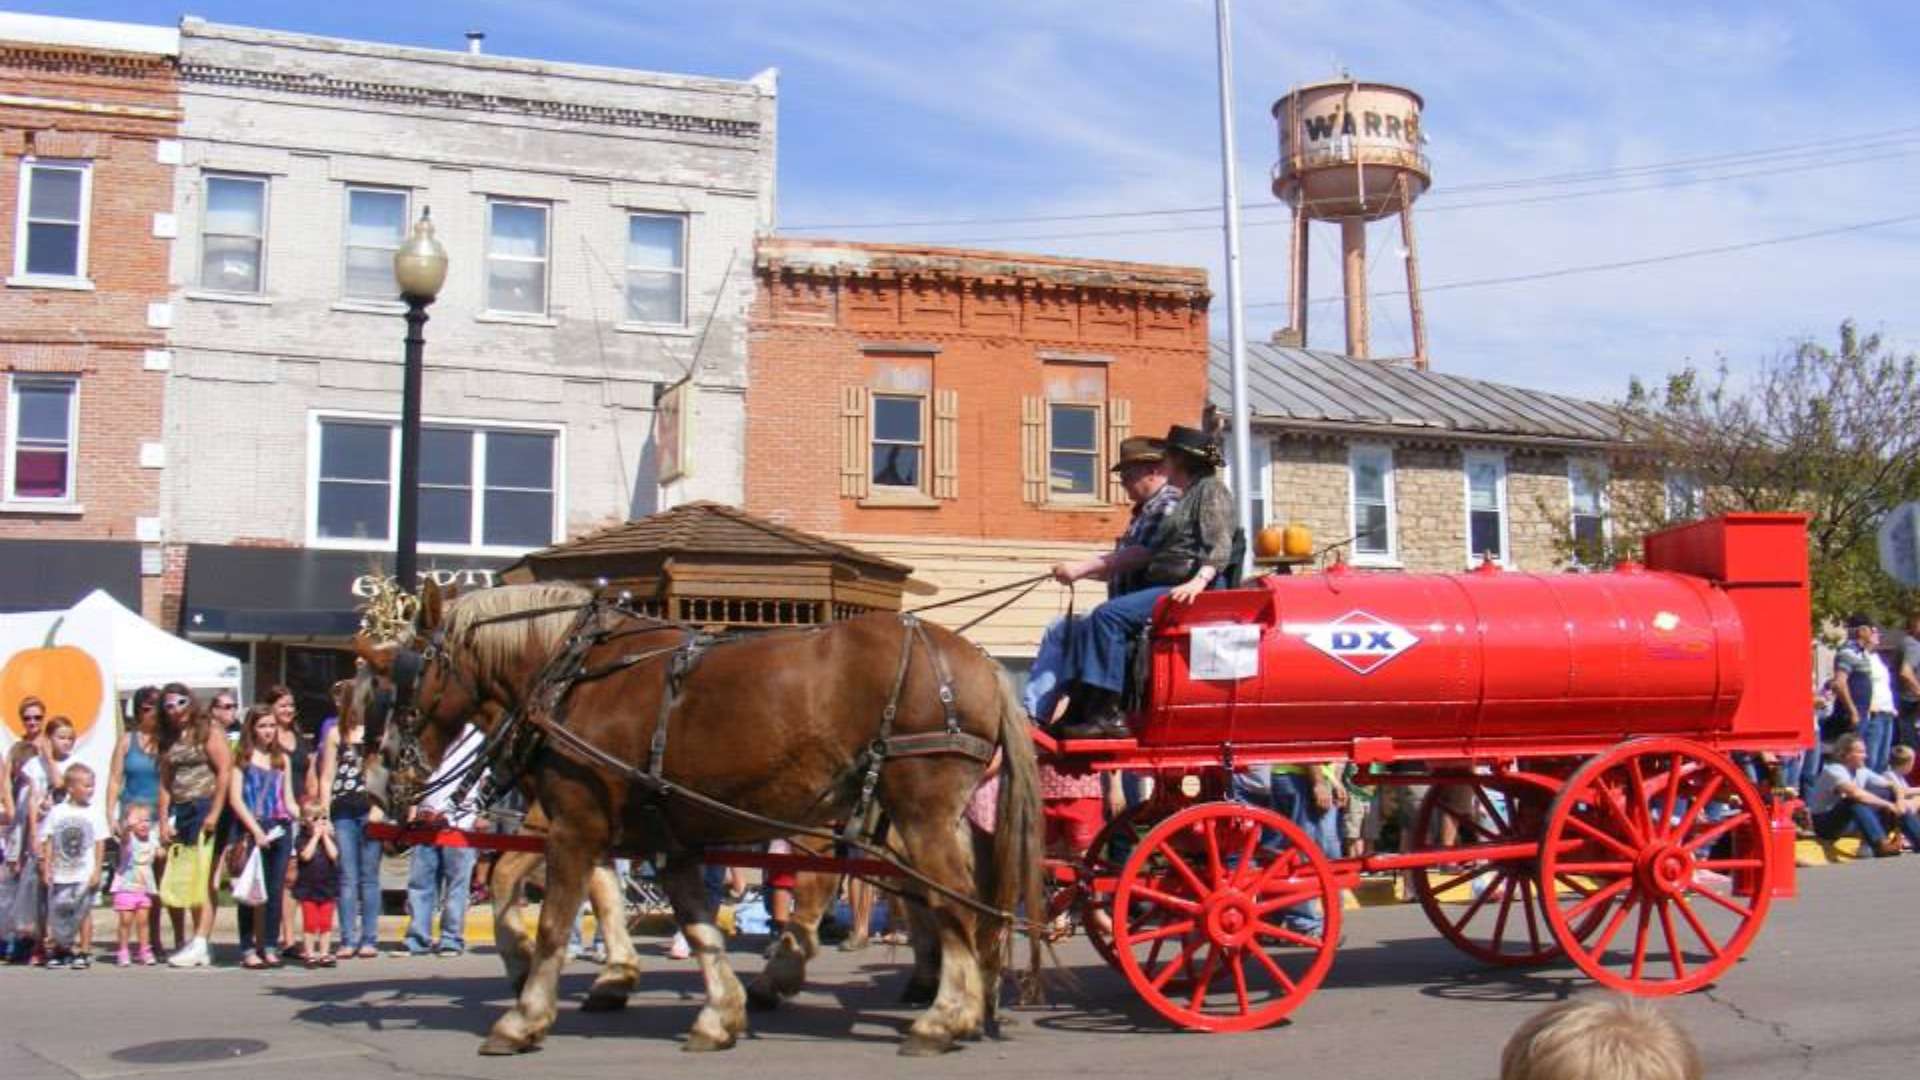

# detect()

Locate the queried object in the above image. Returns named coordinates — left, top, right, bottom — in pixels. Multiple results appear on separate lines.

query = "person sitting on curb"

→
left=1808, top=733, right=1920, bottom=856
left=1501, top=997, right=1702, bottom=1080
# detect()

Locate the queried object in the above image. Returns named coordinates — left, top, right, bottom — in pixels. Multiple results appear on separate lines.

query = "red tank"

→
left=1136, top=513, right=1810, bottom=761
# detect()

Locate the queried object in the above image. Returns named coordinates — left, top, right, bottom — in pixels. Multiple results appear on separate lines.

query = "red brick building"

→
left=0, top=15, right=177, bottom=619
left=747, top=239, right=1211, bottom=662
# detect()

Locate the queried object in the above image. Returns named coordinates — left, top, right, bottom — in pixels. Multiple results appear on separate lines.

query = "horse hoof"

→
left=682, top=1032, right=738, bottom=1053
left=745, top=984, right=782, bottom=1012
left=899, top=1033, right=956, bottom=1057
left=899, top=981, right=938, bottom=1007
left=581, top=990, right=629, bottom=1013
left=478, top=1036, right=536, bottom=1056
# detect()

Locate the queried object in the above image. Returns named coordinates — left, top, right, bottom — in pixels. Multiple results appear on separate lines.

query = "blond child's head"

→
left=1892, top=745, right=1915, bottom=773
left=124, top=802, right=152, bottom=838
left=1501, top=998, right=1702, bottom=1080
left=62, top=762, right=95, bottom=806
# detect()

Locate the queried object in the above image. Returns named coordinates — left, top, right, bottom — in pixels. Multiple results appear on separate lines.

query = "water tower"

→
left=1271, top=79, right=1431, bottom=366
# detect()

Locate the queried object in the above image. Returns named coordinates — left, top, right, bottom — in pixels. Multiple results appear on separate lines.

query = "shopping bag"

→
left=233, top=845, right=268, bottom=907
left=159, top=834, right=212, bottom=909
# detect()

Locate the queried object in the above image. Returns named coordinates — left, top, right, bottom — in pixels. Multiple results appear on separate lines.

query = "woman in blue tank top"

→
left=110, top=686, right=165, bottom=821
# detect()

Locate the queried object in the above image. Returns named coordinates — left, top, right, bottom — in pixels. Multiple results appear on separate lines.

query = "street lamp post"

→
left=392, top=207, right=448, bottom=593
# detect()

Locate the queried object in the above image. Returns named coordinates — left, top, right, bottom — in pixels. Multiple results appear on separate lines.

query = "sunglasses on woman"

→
left=164, top=697, right=190, bottom=709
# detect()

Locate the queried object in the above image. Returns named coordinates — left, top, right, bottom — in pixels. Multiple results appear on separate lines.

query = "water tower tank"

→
left=1272, top=80, right=1429, bottom=220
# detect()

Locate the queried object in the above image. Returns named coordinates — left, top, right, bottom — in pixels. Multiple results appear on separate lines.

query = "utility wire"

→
left=780, top=123, right=1920, bottom=232
left=1245, top=211, right=1920, bottom=310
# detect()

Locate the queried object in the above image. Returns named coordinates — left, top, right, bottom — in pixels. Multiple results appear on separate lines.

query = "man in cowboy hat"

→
left=1051, top=435, right=1181, bottom=599
left=1056, top=424, right=1237, bottom=740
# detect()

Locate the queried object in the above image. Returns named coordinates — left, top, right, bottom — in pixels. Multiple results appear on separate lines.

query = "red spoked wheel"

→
left=1409, top=777, right=1581, bottom=966
left=1538, top=738, right=1773, bottom=996
left=1112, top=801, right=1340, bottom=1032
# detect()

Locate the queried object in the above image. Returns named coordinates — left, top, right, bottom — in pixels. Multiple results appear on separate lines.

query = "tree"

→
left=1562, top=321, right=1920, bottom=628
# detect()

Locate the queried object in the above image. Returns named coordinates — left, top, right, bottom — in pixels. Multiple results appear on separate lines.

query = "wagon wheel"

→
left=1113, top=801, right=1340, bottom=1032
left=1409, top=777, right=1589, bottom=967
left=1537, top=738, right=1773, bottom=996
left=1071, top=802, right=1153, bottom=970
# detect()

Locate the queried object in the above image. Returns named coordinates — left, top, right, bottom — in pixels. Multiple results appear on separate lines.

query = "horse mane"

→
left=440, top=581, right=594, bottom=679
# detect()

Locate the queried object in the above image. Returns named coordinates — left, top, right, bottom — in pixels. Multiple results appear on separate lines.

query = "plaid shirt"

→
left=1111, top=482, right=1182, bottom=598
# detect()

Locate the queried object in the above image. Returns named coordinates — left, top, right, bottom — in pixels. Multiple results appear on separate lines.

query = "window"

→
left=13, top=160, right=90, bottom=282
left=1666, top=471, right=1703, bottom=522
left=312, top=417, right=560, bottom=551
left=625, top=212, right=686, bottom=325
left=870, top=393, right=925, bottom=490
left=342, top=186, right=408, bottom=300
left=1349, top=445, right=1396, bottom=562
left=6, top=377, right=78, bottom=502
left=1464, top=451, right=1509, bottom=565
left=486, top=199, right=548, bottom=315
left=200, top=174, right=267, bottom=293
left=1569, top=459, right=1608, bottom=565
left=1228, top=437, right=1275, bottom=532
left=1049, top=403, right=1101, bottom=498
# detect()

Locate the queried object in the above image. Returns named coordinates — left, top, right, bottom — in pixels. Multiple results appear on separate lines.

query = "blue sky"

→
left=14, top=1, right=1920, bottom=399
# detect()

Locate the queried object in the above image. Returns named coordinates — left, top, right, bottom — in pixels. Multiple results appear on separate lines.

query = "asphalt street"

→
left=5, top=857, right=1909, bottom=1080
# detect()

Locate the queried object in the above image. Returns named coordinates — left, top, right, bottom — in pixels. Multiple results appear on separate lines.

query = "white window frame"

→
left=10, top=158, right=92, bottom=287
left=5, top=375, right=79, bottom=504
left=1046, top=401, right=1105, bottom=504
left=1463, top=450, right=1511, bottom=567
left=199, top=172, right=269, bottom=294
left=869, top=392, right=928, bottom=493
left=305, top=410, right=565, bottom=556
left=623, top=210, right=688, bottom=328
left=1567, top=458, right=1610, bottom=566
left=1348, top=443, right=1398, bottom=566
left=1665, top=470, right=1704, bottom=522
left=340, top=184, right=410, bottom=302
left=1223, top=436, right=1275, bottom=530
left=484, top=197, right=551, bottom=317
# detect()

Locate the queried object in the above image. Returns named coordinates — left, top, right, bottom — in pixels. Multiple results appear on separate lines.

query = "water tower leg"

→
left=1398, top=174, right=1429, bottom=370
left=1341, top=218, right=1369, bottom=358
left=1289, top=210, right=1309, bottom=343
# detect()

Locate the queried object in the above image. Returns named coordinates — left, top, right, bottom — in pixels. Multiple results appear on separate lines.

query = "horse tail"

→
left=988, top=663, right=1048, bottom=1004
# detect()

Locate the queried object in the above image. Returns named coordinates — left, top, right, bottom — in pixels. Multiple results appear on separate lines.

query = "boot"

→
left=1055, top=687, right=1130, bottom=740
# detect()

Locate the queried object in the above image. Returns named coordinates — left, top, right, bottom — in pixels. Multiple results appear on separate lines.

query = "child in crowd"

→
left=38, top=762, right=103, bottom=970
left=112, top=803, right=160, bottom=966
left=293, top=801, right=340, bottom=968
left=1501, top=998, right=1702, bottom=1080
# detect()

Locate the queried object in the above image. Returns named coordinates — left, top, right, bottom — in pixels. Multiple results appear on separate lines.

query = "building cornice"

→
left=0, top=42, right=172, bottom=81
left=178, top=61, right=761, bottom=140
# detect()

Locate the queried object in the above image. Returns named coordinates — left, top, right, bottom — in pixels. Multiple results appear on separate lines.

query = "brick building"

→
left=0, top=14, right=178, bottom=618
left=1221, top=343, right=1646, bottom=573
left=748, top=239, right=1211, bottom=664
left=160, top=21, right=775, bottom=708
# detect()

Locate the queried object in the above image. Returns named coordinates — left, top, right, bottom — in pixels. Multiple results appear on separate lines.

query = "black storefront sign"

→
left=0, top=539, right=141, bottom=614
left=182, top=545, right=509, bottom=639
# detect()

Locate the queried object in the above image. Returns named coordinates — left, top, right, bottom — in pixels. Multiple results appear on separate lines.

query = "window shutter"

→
left=1021, top=395, right=1046, bottom=504
left=840, top=386, right=870, bottom=499
left=933, top=388, right=959, bottom=500
left=1106, top=397, right=1132, bottom=504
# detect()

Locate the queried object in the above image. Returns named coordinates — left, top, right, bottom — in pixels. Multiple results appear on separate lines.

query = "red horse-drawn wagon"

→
left=1036, top=512, right=1811, bottom=1032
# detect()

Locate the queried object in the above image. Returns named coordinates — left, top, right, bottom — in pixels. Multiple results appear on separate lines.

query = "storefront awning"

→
left=0, top=539, right=141, bottom=614
left=181, top=545, right=510, bottom=640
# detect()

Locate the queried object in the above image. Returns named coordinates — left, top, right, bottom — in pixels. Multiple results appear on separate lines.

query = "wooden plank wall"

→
left=829, top=533, right=1095, bottom=659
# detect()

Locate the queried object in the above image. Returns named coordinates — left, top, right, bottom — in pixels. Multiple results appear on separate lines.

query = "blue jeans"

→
left=1814, top=800, right=1920, bottom=854
left=236, top=831, right=292, bottom=956
left=405, top=843, right=478, bottom=953
left=1863, top=712, right=1896, bottom=773
left=1068, top=587, right=1169, bottom=693
left=332, top=812, right=384, bottom=951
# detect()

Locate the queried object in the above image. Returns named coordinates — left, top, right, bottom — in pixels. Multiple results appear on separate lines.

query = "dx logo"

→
left=1301, top=610, right=1421, bottom=675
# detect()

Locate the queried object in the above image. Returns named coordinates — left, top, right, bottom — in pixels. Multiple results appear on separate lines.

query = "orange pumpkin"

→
left=1282, top=523, right=1314, bottom=559
left=1, top=615, right=104, bottom=739
left=1253, top=525, right=1288, bottom=559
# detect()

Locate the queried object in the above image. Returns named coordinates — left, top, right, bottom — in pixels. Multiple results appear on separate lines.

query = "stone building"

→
left=0, top=14, right=178, bottom=618
left=160, top=20, right=775, bottom=707
left=1220, top=343, right=1642, bottom=573
left=747, top=239, right=1212, bottom=665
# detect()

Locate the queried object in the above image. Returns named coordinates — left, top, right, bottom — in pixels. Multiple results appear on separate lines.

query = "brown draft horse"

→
left=358, top=581, right=1044, bottom=1056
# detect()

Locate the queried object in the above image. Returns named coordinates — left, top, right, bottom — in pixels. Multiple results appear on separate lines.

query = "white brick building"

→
left=158, top=20, right=775, bottom=705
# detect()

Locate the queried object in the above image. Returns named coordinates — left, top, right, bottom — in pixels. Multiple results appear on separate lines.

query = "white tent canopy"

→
left=69, top=589, right=241, bottom=693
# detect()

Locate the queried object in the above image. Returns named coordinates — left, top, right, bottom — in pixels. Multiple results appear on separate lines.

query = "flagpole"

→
left=1215, top=0, right=1254, bottom=575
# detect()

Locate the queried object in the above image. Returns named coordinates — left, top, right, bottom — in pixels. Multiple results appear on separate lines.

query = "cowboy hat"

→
left=1160, top=424, right=1224, bottom=467
left=1109, top=436, right=1166, bottom=473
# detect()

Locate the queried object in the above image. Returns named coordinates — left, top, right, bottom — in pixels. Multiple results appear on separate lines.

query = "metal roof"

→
left=1209, top=342, right=1633, bottom=447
